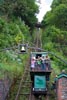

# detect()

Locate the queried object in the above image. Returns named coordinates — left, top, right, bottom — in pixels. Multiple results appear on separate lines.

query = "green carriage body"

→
left=33, top=75, right=47, bottom=94
left=30, top=52, right=52, bottom=95
left=34, top=75, right=46, bottom=89
left=30, top=52, right=51, bottom=81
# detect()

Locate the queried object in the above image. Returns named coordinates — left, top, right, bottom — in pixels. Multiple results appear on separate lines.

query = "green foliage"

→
left=0, top=0, right=38, bottom=28
left=42, top=0, right=67, bottom=72
left=44, top=26, right=67, bottom=44
left=45, top=29, right=67, bottom=71
left=42, top=4, right=67, bottom=30
left=0, top=0, right=36, bottom=80
left=51, top=0, right=67, bottom=8
left=0, top=49, right=29, bottom=79
left=0, top=18, right=30, bottom=48
left=0, top=18, right=30, bottom=79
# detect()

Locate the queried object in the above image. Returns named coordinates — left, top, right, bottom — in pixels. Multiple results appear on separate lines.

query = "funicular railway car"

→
left=30, top=52, right=52, bottom=96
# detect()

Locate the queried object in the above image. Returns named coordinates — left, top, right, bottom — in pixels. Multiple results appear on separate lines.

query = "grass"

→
left=0, top=51, right=29, bottom=79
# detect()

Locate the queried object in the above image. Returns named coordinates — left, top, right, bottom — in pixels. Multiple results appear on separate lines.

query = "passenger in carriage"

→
left=45, top=55, right=51, bottom=70
left=41, top=55, right=46, bottom=70
left=31, top=57, right=36, bottom=70
left=36, top=56, right=42, bottom=70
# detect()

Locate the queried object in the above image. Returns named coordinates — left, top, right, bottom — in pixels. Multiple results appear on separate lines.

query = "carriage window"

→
left=36, top=54, right=42, bottom=59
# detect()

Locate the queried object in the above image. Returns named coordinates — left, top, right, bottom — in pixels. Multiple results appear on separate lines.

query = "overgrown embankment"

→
left=0, top=49, right=29, bottom=99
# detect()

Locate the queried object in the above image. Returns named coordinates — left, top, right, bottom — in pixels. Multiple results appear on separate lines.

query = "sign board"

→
left=34, top=75, right=46, bottom=89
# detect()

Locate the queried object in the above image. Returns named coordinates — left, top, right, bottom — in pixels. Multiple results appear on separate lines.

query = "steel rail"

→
left=15, top=58, right=32, bottom=100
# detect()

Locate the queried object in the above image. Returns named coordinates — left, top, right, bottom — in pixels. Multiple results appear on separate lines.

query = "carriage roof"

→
left=31, top=52, right=48, bottom=56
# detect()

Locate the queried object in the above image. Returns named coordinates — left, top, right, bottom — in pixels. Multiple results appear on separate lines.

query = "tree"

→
left=41, top=0, right=67, bottom=57
left=0, top=0, right=39, bottom=28
left=51, top=0, right=67, bottom=9
left=42, top=4, right=67, bottom=31
left=0, top=18, right=30, bottom=48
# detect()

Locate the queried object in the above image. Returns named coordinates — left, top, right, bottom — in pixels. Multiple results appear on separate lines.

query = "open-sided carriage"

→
left=30, top=52, right=52, bottom=95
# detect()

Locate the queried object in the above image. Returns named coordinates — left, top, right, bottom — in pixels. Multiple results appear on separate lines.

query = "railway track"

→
left=14, top=67, right=51, bottom=99
left=0, top=24, right=66, bottom=100
left=14, top=61, right=39, bottom=100
left=7, top=28, right=52, bottom=100
left=14, top=58, right=32, bottom=100
left=14, top=28, right=51, bottom=100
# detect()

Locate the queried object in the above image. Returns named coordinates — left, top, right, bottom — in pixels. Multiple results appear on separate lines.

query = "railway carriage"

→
left=30, top=52, right=52, bottom=95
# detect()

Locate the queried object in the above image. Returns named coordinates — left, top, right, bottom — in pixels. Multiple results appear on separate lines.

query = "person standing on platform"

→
left=31, top=57, right=36, bottom=70
left=41, top=55, right=46, bottom=70
left=45, top=55, right=51, bottom=70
